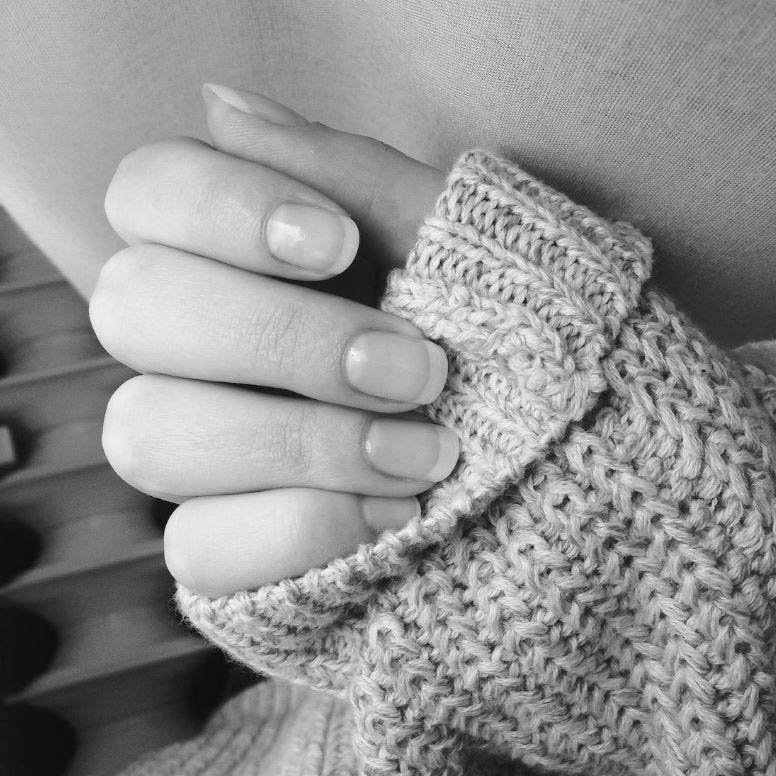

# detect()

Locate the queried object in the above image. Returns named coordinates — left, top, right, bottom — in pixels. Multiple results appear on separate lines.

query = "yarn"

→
left=119, top=677, right=535, bottom=776
left=173, top=150, right=776, bottom=775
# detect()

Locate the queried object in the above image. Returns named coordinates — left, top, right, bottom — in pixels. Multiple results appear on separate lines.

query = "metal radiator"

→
left=0, top=208, right=212, bottom=775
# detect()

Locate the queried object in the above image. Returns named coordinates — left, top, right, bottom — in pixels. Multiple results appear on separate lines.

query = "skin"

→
left=91, top=84, right=455, bottom=597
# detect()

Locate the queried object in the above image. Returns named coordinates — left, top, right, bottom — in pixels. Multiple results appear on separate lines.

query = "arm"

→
left=176, top=150, right=776, bottom=775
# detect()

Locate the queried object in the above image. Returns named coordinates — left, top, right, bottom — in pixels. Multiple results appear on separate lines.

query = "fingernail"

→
left=361, top=496, right=421, bottom=532
left=266, top=203, right=359, bottom=274
left=345, top=331, right=448, bottom=405
left=364, top=419, right=459, bottom=482
left=203, top=82, right=308, bottom=126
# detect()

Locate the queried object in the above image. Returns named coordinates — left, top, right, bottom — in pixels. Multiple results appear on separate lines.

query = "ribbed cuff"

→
left=117, top=679, right=356, bottom=776
left=177, top=148, right=654, bottom=702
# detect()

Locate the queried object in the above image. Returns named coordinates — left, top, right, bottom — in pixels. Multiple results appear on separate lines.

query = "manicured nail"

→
left=364, top=419, right=459, bottom=482
left=361, top=496, right=421, bottom=532
left=266, top=203, right=359, bottom=274
left=203, top=83, right=308, bottom=126
left=345, top=331, right=448, bottom=404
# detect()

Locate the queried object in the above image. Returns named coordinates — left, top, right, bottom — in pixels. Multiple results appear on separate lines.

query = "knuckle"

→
left=273, top=404, right=315, bottom=478
left=102, top=376, right=161, bottom=493
left=89, top=251, right=130, bottom=349
left=112, top=137, right=205, bottom=182
left=102, top=377, right=143, bottom=485
left=104, top=137, right=211, bottom=235
left=242, top=300, right=304, bottom=379
left=104, top=152, right=136, bottom=231
left=95, top=245, right=147, bottom=290
left=104, top=143, right=160, bottom=232
left=89, top=246, right=153, bottom=355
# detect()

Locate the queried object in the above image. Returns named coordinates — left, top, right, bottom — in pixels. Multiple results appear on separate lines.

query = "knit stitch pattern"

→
left=117, top=678, right=527, bottom=776
left=177, top=150, right=776, bottom=776
left=119, top=679, right=357, bottom=776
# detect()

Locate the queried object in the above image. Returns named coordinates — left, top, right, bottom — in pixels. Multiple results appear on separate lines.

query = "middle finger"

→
left=89, top=243, right=448, bottom=413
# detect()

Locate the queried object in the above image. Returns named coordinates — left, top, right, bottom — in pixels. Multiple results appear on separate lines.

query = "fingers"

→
left=95, top=89, right=460, bottom=599
left=104, top=137, right=360, bottom=281
left=102, top=375, right=459, bottom=499
left=89, top=244, right=449, bottom=413
left=164, top=489, right=419, bottom=597
left=202, top=83, right=446, bottom=269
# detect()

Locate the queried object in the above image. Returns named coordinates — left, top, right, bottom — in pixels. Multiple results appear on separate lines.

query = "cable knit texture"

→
left=171, top=150, right=776, bottom=776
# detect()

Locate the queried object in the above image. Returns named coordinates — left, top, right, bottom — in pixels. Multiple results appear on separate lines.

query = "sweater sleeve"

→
left=176, top=151, right=776, bottom=776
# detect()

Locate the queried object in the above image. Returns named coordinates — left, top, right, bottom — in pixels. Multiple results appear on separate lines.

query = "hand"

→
left=90, top=84, right=459, bottom=597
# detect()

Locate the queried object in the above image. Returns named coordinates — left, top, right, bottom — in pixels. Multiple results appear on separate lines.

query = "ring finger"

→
left=103, top=374, right=460, bottom=500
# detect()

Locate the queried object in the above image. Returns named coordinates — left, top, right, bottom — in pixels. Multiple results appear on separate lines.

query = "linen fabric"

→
left=1, top=1, right=775, bottom=343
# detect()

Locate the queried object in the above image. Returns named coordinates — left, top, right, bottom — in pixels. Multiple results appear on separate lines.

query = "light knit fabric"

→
left=734, top=341, right=776, bottom=379
left=118, top=678, right=527, bottom=776
left=139, top=150, right=776, bottom=775
left=119, top=680, right=357, bottom=776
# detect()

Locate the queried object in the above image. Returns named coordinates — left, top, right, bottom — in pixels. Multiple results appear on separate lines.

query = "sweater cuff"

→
left=176, top=149, right=654, bottom=692
left=381, top=149, right=652, bottom=495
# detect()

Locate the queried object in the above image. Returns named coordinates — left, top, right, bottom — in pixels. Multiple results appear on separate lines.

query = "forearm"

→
left=173, top=149, right=776, bottom=775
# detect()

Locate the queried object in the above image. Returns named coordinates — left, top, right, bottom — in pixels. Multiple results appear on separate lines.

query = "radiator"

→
left=0, top=208, right=213, bottom=775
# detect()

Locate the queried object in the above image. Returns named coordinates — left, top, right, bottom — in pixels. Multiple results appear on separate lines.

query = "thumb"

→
left=201, top=83, right=445, bottom=269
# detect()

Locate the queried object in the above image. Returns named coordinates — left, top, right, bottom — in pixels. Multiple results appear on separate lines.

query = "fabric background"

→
left=1, top=0, right=774, bottom=345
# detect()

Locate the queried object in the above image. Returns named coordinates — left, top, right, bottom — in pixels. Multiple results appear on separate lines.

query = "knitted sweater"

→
left=122, top=150, right=776, bottom=776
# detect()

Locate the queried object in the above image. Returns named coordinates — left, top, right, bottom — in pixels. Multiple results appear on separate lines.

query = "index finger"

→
left=104, top=137, right=360, bottom=281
